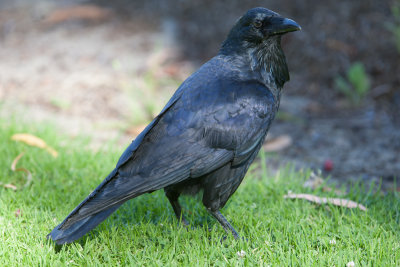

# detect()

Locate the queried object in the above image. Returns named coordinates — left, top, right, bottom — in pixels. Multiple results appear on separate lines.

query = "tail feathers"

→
left=47, top=204, right=122, bottom=245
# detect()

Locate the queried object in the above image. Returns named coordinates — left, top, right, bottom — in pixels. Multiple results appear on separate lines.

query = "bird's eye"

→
left=253, top=21, right=262, bottom=28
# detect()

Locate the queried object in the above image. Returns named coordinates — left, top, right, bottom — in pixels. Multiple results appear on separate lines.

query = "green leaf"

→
left=347, top=62, right=370, bottom=97
left=335, top=76, right=351, bottom=96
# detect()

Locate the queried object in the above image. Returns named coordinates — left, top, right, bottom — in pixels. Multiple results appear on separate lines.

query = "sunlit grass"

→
left=0, top=120, right=399, bottom=266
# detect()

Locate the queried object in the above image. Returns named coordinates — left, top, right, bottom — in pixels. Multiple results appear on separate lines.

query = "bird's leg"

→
left=165, top=190, right=189, bottom=226
left=208, top=209, right=239, bottom=239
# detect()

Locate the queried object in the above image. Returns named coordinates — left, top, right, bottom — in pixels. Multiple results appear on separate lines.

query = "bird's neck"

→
left=248, top=36, right=290, bottom=88
left=219, top=36, right=289, bottom=101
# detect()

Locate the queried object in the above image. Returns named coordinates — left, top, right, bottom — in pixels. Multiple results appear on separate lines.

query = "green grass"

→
left=1, top=121, right=399, bottom=266
left=335, top=62, right=371, bottom=106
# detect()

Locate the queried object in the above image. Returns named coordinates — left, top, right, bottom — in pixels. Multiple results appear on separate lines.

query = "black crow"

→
left=48, top=7, right=300, bottom=244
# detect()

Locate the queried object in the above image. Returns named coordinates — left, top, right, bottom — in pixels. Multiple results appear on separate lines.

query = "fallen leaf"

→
left=3, top=184, right=17, bottom=190
left=263, top=135, right=292, bottom=152
left=16, top=168, right=32, bottom=188
left=10, top=152, right=33, bottom=188
left=11, top=133, right=58, bottom=157
left=42, top=4, right=111, bottom=25
left=284, top=193, right=367, bottom=211
left=0, top=182, right=18, bottom=190
left=125, top=124, right=147, bottom=137
left=11, top=134, right=46, bottom=148
left=11, top=152, right=25, bottom=171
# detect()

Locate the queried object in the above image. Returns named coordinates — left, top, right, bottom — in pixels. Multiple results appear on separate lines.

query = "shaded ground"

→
left=0, top=0, right=399, bottom=189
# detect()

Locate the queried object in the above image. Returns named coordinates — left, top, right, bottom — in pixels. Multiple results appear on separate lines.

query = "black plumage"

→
left=48, top=7, right=300, bottom=244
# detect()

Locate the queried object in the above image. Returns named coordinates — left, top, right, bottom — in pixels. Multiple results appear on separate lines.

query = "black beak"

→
left=270, top=18, right=301, bottom=35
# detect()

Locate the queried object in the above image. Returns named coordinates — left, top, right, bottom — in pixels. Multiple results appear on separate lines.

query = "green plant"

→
left=335, top=62, right=371, bottom=105
left=388, top=0, right=400, bottom=53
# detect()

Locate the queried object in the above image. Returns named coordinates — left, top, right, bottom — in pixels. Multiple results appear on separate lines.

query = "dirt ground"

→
left=1, top=0, right=399, bottom=190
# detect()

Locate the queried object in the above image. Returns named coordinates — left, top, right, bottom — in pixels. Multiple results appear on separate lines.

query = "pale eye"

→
left=253, top=21, right=262, bottom=28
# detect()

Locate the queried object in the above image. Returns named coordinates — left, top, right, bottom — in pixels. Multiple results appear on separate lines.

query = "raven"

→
left=48, top=7, right=300, bottom=244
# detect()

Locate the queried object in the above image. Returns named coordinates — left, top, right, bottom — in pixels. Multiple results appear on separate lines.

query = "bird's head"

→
left=220, top=7, right=301, bottom=89
left=221, top=7, right=301, bottom=52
